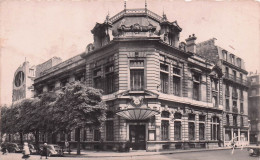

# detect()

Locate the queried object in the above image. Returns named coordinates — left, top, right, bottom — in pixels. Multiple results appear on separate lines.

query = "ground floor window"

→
left=189, top=122, right=195, bottom=140
left=199, top=123, right=205, bottom=140
left=211, top=117, right=220, bottom=140
left=106, top=121, right=114, bottom=141
left=161, top=120, right=169, bottom=140
left=94, top=129, right=101, bottom=141
left=225, top=130, right=231, bottom=141
left=174, top=121, right=181, bottom=140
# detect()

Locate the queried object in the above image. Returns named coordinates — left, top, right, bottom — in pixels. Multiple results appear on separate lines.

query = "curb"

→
left=63, top=147, right=233, bottom=158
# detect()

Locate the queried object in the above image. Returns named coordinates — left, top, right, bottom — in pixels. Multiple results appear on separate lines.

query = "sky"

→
left=0, top=0, right=260, bottom=105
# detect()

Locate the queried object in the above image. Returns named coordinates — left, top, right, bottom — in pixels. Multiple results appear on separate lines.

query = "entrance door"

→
left=129, top=125, right=146, bottom=150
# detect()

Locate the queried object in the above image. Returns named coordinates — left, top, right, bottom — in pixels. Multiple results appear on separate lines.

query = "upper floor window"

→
left=160, top=64, right=169, bottom=94
left=173, top=67, right=181, bottom=96
left=105, top=65, right=115, bottom=94
left=212, top=96, right=218, bottom=107
left=240, top=116, right=244, bottom=127
left=226, top=99, right=230, bottom=111
left=240, top=103, right=244, bottom=113
left=29, top=69, right=35, bottom=77
left=193, top=74, right=200, bottom=100
left=130, top=60, right=144, bottom=91
left=230, top=55, right=235, bottom=64
left=93, top=68, right=102, bottom=77
left=222, top=50, right=227, bottom=61
left=225, top=84, right=230, bottom=97
left=226, top=114, right=230, bottom=126
left=233, top=115, right=237, bottom=126
left=211, top=79, right=218, bottom=91
left=237, top=58, right=241, bottom=68
left=233, top=70, right=236, bottom=80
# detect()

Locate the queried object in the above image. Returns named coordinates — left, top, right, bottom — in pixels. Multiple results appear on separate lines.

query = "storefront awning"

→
left=116, top=108, right=160, bottom=120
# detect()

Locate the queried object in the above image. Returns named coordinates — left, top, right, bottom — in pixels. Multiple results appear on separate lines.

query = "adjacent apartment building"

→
left=13, top=6, right=250, bottom=151
left=248, top=72, right=260, bottom=144
left=196, top=39, right=249, bottom=147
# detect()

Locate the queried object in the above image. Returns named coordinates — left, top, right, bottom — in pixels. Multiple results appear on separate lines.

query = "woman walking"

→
left=22, top=142, right=30, bottom=159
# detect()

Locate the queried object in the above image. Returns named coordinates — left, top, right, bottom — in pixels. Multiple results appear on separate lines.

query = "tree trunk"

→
left=34, top=130, right=39, bottom=149
left=19, top=132, right=23, bottom=145
left=76, top=128, right=81, bottom=155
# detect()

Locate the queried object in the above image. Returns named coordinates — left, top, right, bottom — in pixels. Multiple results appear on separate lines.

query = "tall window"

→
left=226, top=99, right=230, bottom=111
left=161, top=120, right=169, bottom=140
left=173, top=67, right=181, bottom=96
left=240, top=103, right=244, bottom=113
left=193, top=74, right=200, bottom=100
left=174, top=113, right=182, bottom=140
left=212, top=96, right=218, bottom=107
left=232, top=86, right=238, bottom=99
left=94, top=129, right=101, bottom=141
left=222, top=50, right=227, bottom=61
left=93, top=68, right=102, bottom=89
left=240, top=116, right=244, bottom=127
left=240, top=89, right=243, bottom=100
left=226, top=114, right=230, bottom=126
left=225, top=84, right=229, bottom=97
left=211, top=117, right=220, bottom=140
left=106, top=121, right=114, bottom=141
left=160, top=64, right=169, bottom=93
left=199, top=115, right=205, bottom=140
left=188, top=114, right=195, bottom=140
left=130, top=60, right=144, bottom=91
left=237, top=58, right=241, bottom=68
left=225, top=67, right=229, bottom=77
left=233, top=115, right=237, bottom=126
left=233, top=70, right=236, bottom=81
left=105, top=65, right=114, bottom=94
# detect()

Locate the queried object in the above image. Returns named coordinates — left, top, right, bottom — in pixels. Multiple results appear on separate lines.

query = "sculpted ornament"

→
left=130, top=96, right=144, bottom=107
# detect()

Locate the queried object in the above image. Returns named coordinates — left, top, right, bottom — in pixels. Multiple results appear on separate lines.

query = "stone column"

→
left=169, top=113, right=174, bottom=141
left=195, top=113, right=199, bottom=141
left=206, top=113, right=212, bottom=140
left=155, top=114, right=161, bottom=141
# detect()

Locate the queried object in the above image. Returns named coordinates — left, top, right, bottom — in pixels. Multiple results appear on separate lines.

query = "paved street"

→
left=0, top=149, right=259, bottom=160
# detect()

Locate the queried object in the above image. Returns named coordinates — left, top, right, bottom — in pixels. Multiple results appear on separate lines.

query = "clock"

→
left=15, top=71, right=25, bottom=87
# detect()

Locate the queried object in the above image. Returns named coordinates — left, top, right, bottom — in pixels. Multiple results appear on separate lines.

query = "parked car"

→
left=246, top=146, right=260, bottom=156
left=40, top=144, right=63, bottom=157
left=1, top=142, right=22, bottom=153
left=28, top=144, right=37, bottom=154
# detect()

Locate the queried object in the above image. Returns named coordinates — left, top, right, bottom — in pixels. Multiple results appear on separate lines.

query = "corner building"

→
left=33, top=7, right=249, bottom=151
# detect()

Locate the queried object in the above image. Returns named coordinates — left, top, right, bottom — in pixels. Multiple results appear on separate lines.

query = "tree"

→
left=54, top=81, right=107, bottom=154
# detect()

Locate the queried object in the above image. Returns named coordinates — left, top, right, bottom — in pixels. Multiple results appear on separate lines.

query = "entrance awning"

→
left=116, top=108, right=160, bottom=120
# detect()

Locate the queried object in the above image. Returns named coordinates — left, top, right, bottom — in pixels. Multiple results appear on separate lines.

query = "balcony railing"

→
left=232, top=92, right=238, bottom=99
left=225, top=90, right=230, bottom=97
left=226, top=106, right=230, bottom=112
left=223, top=72, right=248, bottom=86
left=232, top=107, right=238, bottom=113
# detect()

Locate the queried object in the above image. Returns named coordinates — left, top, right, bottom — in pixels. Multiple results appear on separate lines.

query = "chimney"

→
left=185, top=34, right=197, bottom=53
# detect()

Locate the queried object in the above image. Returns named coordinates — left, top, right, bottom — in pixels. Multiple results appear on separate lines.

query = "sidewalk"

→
left=63, top=147, right=234, bottom=158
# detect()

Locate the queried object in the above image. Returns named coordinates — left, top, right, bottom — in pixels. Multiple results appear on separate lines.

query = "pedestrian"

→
left=231, top=140, right=235, bottom=155
left=22, top=142, right=30, bottom=159
left=40, top=143, right=48, bottom=159
left=65, top=140, right=69, bottom=153
left=1, top=144, right=7, bottom=155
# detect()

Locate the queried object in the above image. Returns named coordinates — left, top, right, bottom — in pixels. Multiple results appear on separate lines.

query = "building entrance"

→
left=129, top=125, right=146, bottom=150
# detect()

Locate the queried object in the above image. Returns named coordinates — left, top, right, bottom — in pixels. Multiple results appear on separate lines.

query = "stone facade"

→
left=31, top=7, right=250, bottom=151
left=248, top=73, right=260, bottom=144
left=196, top=39, right=250, bottom=147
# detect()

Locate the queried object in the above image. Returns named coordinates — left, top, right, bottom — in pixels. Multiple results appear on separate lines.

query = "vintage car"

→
left=246, top=145, right=260, bottom=156
left=40, top=144, right=63, bottom=157
left=28, top=144, right=37, bottom=154
left=1, top=142, right=22, bottom=153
